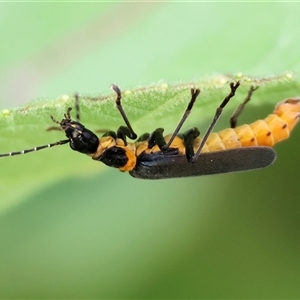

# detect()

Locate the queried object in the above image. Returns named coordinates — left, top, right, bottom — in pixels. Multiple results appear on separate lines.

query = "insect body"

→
left=0, top=83, right=299, bottom=179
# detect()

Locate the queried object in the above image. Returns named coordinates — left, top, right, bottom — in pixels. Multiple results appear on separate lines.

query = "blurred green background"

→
left=1, top=2, right=300, bottom=298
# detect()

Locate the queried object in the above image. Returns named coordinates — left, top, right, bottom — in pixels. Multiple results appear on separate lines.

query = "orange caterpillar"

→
left=178, top=97, right=299, bottom=154
left=140, top=95, right=300, bottom=158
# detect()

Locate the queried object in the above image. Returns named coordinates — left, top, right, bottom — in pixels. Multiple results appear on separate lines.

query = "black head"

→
left=51, top=107, right=99, bottom=155
left=0, top=95, right=101, bottom=159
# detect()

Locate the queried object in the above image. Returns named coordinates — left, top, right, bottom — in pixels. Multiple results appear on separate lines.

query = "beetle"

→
left=1, top=82, right=299, bottom=179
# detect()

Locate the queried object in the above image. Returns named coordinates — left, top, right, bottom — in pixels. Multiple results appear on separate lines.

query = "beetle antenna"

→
left=0, top=139, right=69, bottom=158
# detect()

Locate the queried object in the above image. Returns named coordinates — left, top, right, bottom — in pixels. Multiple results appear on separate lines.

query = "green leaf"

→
left=0, top=72, right=297, bottom=212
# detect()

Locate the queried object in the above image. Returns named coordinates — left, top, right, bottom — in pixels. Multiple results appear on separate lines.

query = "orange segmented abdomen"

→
left=198, top=97, right=300, bottom=153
